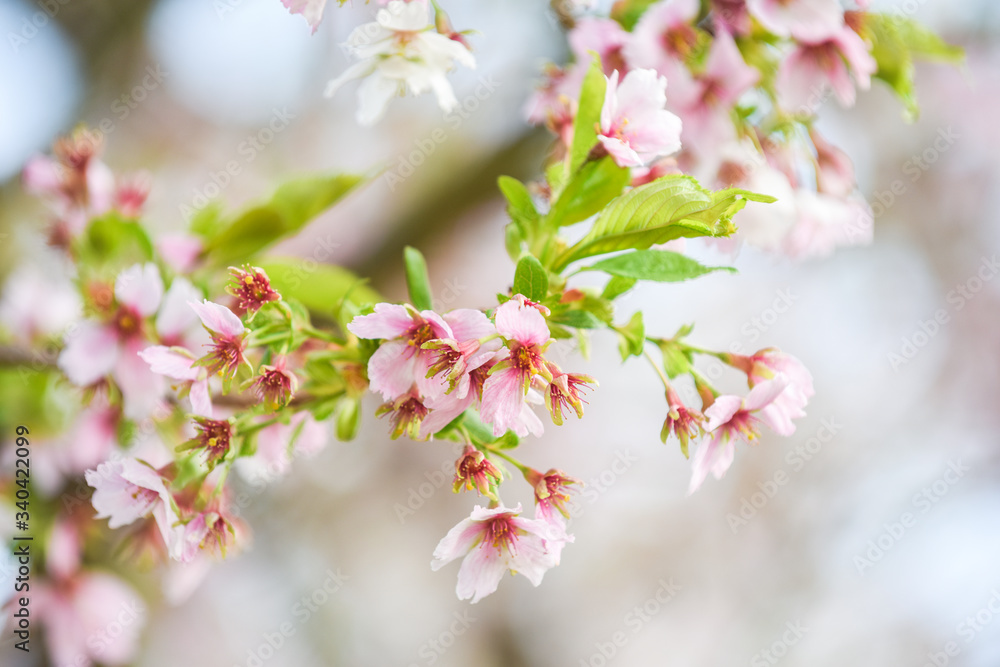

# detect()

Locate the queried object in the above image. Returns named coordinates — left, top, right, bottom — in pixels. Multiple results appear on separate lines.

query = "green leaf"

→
left=403, top=246, right=433, bottom=311
left=549, top=309, right=604, bottom=330
left=568, top=56, right=607, bottom=175
left=513, top=255, right=548, bottom=302
left=659, top=341, right=693, bottom=379
left=498, top=176, right=540, bottom=232
left=546, top=157, right=630, bottom=228
left=256, top=258, right=379, bottom=317
left=203, top=173, right=365, bottom=266
left=581, top=249, right=735, bottom=283
left=863, top=14, right=963, bottom=120
left=74, top=213, right=154, bottom=275
left=552, top=175, right=773, bottom=271
left=616, top=311, right=645, bottom=361
left=602, top=275, right=637, bottom=301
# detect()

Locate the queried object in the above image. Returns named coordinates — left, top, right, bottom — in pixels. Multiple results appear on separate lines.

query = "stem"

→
left=643, top=348, right=671, bottom=389
left=484, top=445, right=529, bottom=472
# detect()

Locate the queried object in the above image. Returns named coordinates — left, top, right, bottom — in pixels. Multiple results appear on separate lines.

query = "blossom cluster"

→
left=527, top=0, right=887, bottom=259
left=0, top=0, right=960, bottom=661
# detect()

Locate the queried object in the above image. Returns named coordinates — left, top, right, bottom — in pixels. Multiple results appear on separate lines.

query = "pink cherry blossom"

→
left=623, top=0, right=701, bottom=82
left=58, top=263, right=166, bottom=419
left=713, top=0, right=752, bottom=35
left=35, top=571, right=145, bottom=667
left=188, top=299, right=249, bottom=381
left=742, top=348, right=815, bottom=427
left=46, top=518, right=83, bottom=582
left=598, top=68, right=683, bottom=168
left=668, top=29, right=758, bottom=163
left=526, top=468, right=580, bottom=528
left=86, top=457, right=183, bottom=559
left=349, top=303, right=454, bottom=399
left=746, top=0, right=844, bottom=42
left=777, top=25, right=877, bottom=112
left=811, top=128, right=858, bottom=197
left=688, top=377, right=791, bottom=493
left=569, top=17, right=631, bottom=76
left=431, top=504, right=569, bottom=603
left=480, top=296, right=553, bottom=437
left=138, top=346, right=212, bottom=417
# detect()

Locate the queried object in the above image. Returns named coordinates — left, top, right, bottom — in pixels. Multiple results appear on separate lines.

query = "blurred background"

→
left=1, top=0, right=999, bottom=665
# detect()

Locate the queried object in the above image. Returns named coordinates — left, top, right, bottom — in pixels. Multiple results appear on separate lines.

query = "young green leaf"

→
left=546, top=157, right=630, bottom=228
left=203, top=173, right=365, bottom=266
left=568, top=56, right=607, bottom=175
left=552, top=175, right=773, bottom=271
left=403, top=246, right=434, bottom=311
left=602, top=275, right=637, bottom=301
left=550, top=309, right=605, bottom=330
left=498, top=175, right=540, bottom=232
left=581, top=249, right=736, bottom=283
left=513, top=254, right=549, bottom=302
left=616, top=311, right=645, bottom=361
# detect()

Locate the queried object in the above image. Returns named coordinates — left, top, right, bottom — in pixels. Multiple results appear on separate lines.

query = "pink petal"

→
left=138, top=345, right=200, bottom=381
left=58, top=322, right=119, bottom=386
left=431, top=516, right=487, bottom=570
left=348, top=303, right=415, bottom=340
left=703, top=395, right=744, bottom=432
left=114, top=263, right=163, bottom=316
left=480, top=366, right=528, bottom=436
left=281, top=0, right=328, bottom=33
left=189, top=379, right=213, bottom=418
left=494, top=298, right=550, bottom=347
left=367, top=340, right=418, bottom=400
left=744, top=376, right=790, bottom=412
left=74, top=572, right=145, bottom=665
left=114, top=340, right=166, bottom=420
left=442, top=308, right=496, bottom=342
left=22, top=154, right=62, bottom=196
left=189, top=299, right=245, bottom=338
left=157, top=234, right=203, bottom=274
left=455, top=540, right=509, bottom=603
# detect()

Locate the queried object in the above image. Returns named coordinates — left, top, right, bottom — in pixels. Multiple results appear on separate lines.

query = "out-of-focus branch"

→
left=353, top=128, right=551, bottom=284
left=551, top=0, right=577, bottom=30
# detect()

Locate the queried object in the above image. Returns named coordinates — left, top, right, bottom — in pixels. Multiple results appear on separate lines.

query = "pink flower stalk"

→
left=281, top=0, right=328, bottom=33
left=188, top=299, right=250, bottom=382
left=598, top=68, right=683, bottom=168
left=480, top=296, right=555, bottom=437
left=58, top=263, right=166, bottom=419
left=34, top=571, right=145, bottom=667
left=86, top=457, right=183, bottom=559
left=624, top=0, right=701, bottom=81
left=251, top=355, right=298, bottom=408
left=777, top=25, right=877, bottom=112
left=138, top=346, right=213, bottom=417
left=431, top=504, right=568, bottom=603
left=349, top=303, right=454, bottom=400
left=179, top=417, right=234, bottom=466
left=544, top=369, right=596, bottom=425
left=227, top=265, right=281, bottom=315
left=568, top=17, right=631, bottom=76
left=746, top=0, right=844, bottom=42
left=660, top=387, right=705, bottom=456
left=453, top=445, right=503, bottom=499
left=688, top=378, right=792, bottom=493
left=525, top=468, right=580, bottom=526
